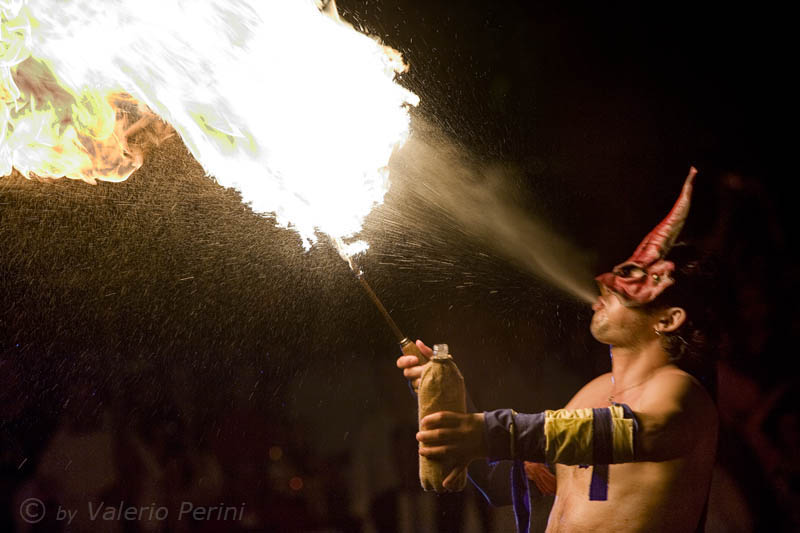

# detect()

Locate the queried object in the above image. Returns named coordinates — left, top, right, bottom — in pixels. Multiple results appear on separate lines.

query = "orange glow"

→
left=289, top=476, right=303, bottom=491
left=268, top=446, right=283, bottom=461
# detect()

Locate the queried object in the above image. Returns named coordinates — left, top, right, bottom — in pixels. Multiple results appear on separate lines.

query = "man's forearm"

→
left=483, top=405, right=638, bottom=466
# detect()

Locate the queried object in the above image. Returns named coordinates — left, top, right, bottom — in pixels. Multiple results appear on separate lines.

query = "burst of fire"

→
left=1, top=0, right=418, bottom=249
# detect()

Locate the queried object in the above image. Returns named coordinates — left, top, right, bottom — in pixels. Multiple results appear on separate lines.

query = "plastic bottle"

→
left=417, top=344, right=467, bottom=492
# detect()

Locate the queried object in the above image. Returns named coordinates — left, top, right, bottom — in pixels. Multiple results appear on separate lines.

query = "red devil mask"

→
left=595, top=167, right=697, bottom=306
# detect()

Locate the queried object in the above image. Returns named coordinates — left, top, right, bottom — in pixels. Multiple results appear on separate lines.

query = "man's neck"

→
left=609, top=341, right=670, bottom=389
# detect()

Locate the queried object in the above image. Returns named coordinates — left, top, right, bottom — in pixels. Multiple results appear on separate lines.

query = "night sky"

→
left=1, top=2, right=794, bottom=531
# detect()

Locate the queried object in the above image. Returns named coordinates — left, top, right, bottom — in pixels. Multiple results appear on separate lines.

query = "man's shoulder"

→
left=648, top=365, right=708, bottom=397
left=643, top=365, right=717, bottom=418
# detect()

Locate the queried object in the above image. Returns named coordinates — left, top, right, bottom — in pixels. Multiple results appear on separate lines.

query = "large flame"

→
left=1, top=0, right=418, bottom=247
left=1, top=5, right=158, bottom=183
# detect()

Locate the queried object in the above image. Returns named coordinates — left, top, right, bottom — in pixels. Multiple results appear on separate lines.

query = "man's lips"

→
left=593, top=286, right=612, bottom=311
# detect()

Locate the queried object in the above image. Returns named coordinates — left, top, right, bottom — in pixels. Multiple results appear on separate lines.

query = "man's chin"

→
left=589, top=322, right=609, bottom=344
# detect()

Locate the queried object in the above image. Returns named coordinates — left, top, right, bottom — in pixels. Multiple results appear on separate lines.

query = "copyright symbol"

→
left=19, top=498, right=45, bottom=524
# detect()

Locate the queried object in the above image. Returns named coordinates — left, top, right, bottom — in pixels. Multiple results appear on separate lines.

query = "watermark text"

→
left=20, top=499, right=246, bottom=525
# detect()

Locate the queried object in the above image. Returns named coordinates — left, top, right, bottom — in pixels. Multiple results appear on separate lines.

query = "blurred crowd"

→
left=701, top=173, right=799, bottom=532
left=0, top=357, right=508, bottom=532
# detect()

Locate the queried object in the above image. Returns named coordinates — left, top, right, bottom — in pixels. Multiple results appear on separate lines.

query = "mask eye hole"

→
left=614, top=264, right=646, bottom=279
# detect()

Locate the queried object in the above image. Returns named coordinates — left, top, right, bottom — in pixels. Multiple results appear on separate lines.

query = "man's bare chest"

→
left=569, top=377, right=647, bottom=411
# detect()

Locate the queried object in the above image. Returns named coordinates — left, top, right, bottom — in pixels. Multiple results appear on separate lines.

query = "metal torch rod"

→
left=333, top=237, right=426, bottom=361
left=356, top=273, right=406, bottom=343
left=352, top=269, right=427, bottom=362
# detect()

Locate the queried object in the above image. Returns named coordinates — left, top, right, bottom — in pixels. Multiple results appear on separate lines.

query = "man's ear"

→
left=656, top=307, right=687, bottom=334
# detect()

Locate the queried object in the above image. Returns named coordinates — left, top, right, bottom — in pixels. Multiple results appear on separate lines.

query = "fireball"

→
left=1, top=0, right=418, bottom=249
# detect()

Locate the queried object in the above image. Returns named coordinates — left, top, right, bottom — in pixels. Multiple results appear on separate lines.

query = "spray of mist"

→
left=390, top=122, right=597, bottom=304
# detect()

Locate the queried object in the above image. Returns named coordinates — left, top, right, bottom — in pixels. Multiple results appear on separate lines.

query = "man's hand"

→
left=396, top=339, right=432, bottom=392
left=417, top=411, right=487, bottom=490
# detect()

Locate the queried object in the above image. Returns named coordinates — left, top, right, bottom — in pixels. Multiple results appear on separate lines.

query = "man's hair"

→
left=645, top=243, right=722, bottom=398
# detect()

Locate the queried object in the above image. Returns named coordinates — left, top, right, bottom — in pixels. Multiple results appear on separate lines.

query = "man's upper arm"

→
left=634, top=370, right=717, bottom=462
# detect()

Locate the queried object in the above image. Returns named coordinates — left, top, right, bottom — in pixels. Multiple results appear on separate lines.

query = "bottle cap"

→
left=432, top=344, right=449, bottom=359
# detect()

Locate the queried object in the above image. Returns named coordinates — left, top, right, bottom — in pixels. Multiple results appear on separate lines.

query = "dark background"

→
left=1, top=1, right=795, bottom=531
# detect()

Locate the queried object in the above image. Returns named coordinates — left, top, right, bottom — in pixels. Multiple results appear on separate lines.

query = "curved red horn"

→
left=629, top=167, right=697, bottom=266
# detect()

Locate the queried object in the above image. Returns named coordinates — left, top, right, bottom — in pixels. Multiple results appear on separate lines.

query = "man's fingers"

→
left=403, top=367, right=423, bottom=381
left=416, top=428, right=458, bottom=445
left=443, top=465, right=467, bottom=491
left=396, top=355, right=420, bottom=369
left=416, top=339, right=434, bottom=358
left=418, top=445, right=449, bottom=459
left=420, top=411, right=462, bottom=430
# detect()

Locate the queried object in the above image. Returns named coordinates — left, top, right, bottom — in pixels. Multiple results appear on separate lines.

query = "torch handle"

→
left=400, top=337, right=428, bottom=364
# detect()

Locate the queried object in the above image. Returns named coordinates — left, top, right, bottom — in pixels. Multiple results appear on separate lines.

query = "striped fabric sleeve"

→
left=484, top=405, right=637, bottom=465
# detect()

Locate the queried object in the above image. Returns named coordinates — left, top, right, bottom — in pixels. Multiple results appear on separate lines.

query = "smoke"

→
left=390, top=122, right=597, bottom=304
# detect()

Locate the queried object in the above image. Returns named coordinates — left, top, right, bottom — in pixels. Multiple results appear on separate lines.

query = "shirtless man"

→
left=397, top=168, right=719, bottom=532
